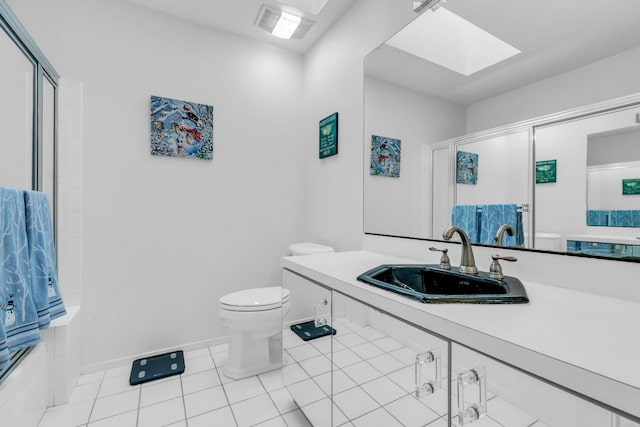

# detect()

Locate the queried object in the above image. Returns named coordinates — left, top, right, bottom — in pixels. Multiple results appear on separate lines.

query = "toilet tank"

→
left=287, top=242, right=335, bottom=256
left=535, top=233, right=561, bottom=251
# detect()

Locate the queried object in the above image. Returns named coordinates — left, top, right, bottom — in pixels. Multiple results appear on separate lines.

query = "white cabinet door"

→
left=331, top=292, right=449, bottom=426
left=451, top=343, right=640, bottom=427
left=282, top=270, right=334, bottom=426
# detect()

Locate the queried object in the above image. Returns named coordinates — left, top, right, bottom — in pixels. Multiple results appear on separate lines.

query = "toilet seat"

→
left=220, top=287, right=290, bottom=312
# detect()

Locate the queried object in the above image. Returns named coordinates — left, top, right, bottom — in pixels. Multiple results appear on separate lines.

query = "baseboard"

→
left=81, top=336, right=230, bottom=374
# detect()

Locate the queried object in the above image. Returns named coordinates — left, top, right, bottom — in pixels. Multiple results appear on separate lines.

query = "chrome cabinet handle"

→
left=457, top=366, right=487, bottom=425
left=314, top=299, right=329, bottom=328
left=415, top=348, right=442, bottom=398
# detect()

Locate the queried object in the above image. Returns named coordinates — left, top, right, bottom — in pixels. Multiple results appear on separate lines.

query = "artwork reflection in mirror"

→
left=586, top=125, right=640, bottom=228
left=363, top=0, right=640, bottom=261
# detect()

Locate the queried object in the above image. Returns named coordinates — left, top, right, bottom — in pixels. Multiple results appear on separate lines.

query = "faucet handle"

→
left=429, top=247, right=451, bottom=270
left=489, top=254, right=517, bottom=280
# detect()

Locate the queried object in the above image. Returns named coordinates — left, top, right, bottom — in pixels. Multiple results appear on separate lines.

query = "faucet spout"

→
left=493, top=224, right=515, bottom=246
left=442, top=226, right=478, bottom=275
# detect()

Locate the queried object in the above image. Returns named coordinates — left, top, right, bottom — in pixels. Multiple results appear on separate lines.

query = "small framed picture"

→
left=319, top=113, right=338, bottom=159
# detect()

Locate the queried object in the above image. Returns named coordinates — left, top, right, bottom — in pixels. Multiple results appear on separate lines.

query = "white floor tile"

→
left=77, top=371, right=104, bottom=385
left=87, top=409, right=137, bottom=427
left=269, top=387, right=299, bottom=414
left=183, top=385, right=228, bottom=418
left=287, top=343, right=322, bottom=362
left=181, top=369, right=221, bottom=395
left=333, top=386, right=380, bottom=420
left=352, top=407, right=403, bottom=427
left=299, top=354, right=332, bottom=377
left=335, top=332, right=367, bottom=347
left=367, top=353, right=405, bottom=375
left=300, top=397, right=349, bottom=427
left=285, top=378, right=326, bottom=407
left=98, top=374, right=136, bottom=398
left=384, top=395, right=440, bottom=427
left=188, top=405, right=237, bottom=427
left=183, top=355, right=215, bottom=376
left=69, top=380, right=101, bottom=404
left=282, top=362, right=310, bottom=386
left=137, top=397, right=185, bottom=427
left=332, top=348, right=362, bottom=369
left=388, top=347, right=419, bottom=366
left=451, top=415, right=503, bottom=427
left=360, top=375, right=408, bottom=406
left=223, top=376, right=266, bottom=404
left=313, top=370, right=357, bottom=396
left=417, top=386, right=448, bottom=416
left=386, top=366, right=416, bottom=393
left=350, top=342, right=385, bottom=361
left=231, top=394, right=280, bottom=427
left=311, top=336, right=344, bottom=354
left=166, top=421, right=187, bottom=427
left=140, top=377, right=182, bottom=407
left=90, top=389, right=139, bottom=422
left=529, top=421, right=551, bottom=427
left=341, top=361, right=383, bottom=384
left=212, top=352, right=227, bottom=368
left=38, top=400, right=93, bottom=427
left=258, top=368, right=285, bottom=392
left=487, top=397, right=537, bottom=427
left=283, top=334, right=306, bottom=349
left=282, top=409, right=312, bottom=427
left=426, top=416, right=448, bottom=427
left=255, top=416, right=288, bottom=427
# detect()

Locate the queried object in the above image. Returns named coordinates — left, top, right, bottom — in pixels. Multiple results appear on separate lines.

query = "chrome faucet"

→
left=442, top=226, right=478, bottom=275
left=493, top=224, right=515, bottom=246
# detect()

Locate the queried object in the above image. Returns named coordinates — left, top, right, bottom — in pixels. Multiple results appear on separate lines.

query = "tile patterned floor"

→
left=38, top=344, right=311, bottom=427
left=38, top=317, right=623, bottom=426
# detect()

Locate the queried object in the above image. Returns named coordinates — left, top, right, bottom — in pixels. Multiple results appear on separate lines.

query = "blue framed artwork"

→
left=319, top=113, right=338, bottom=159
left=150, top=95, right=214, bottom=160
left=622, top=178, right=640, bottom=195
left=370, top=135, right=401, bottom=177
left=456, top=151, right=478, bottom=184
left=536, top=160, right=557, bottom=184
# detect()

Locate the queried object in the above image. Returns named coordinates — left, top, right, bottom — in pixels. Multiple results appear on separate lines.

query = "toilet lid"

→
left=220, top=287, right=290, bottom=312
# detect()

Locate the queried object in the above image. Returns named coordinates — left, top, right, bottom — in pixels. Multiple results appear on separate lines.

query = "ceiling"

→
left=123, top=0, right=355, bottom=53
left=366, top=0, right=640, bottom=105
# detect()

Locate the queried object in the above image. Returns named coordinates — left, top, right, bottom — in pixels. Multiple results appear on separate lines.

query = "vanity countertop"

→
left=281, top=250, right=640, bottom=418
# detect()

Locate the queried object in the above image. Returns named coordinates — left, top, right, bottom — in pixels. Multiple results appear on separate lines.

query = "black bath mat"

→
left=129, top=350, right=185, bottom=386
left=290, top=321, right=336, bottom=341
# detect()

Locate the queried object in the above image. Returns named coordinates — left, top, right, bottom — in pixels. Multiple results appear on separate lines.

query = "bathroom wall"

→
left=364, top=76, right=467, bottom=238
left=8, top=0, right=307, bottom=370
left=466, top=46, right=640, bottom=133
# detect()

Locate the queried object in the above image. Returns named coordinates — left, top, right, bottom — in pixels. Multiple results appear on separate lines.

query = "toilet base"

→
left=222, top=358, right=283, bottom=380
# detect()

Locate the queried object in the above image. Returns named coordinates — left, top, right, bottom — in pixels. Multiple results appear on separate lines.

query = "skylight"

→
left=386, top=7, right=521, bottom=76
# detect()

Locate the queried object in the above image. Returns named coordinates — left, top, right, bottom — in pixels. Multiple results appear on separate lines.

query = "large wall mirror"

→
left=364, top=0, right=640, bottom=261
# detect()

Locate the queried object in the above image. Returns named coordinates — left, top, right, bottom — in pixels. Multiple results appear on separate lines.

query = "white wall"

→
left=9, top=0, right=307, bottom=369
left=466, top=46, right=640, bottom=133
left=588, top=164, right=640, bottom=210
left=364, top=76, right=466, bottom=238
left=301, top=0, right=416, bottom=250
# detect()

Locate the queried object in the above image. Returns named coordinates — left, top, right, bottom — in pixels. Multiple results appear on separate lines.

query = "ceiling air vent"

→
left=255, top=4, right=314, bottom=40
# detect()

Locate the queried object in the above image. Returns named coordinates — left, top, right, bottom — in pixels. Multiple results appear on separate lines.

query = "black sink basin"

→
left=357, top=264, right=529, bottom=304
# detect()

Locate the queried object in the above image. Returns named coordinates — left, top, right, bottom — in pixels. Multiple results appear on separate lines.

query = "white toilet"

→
left=219, top=242, right=334, bottom=380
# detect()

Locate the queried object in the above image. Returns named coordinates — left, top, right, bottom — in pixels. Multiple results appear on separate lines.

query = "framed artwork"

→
left=536, top=160, right=557, bottom=184
left=456, top=151, right=478, bottom=184
left=622, top=178, right=640, bottom=195
left=319, top=112, right=338, bottom=159
left=370, top=135, right=401, bottom=177
left=150, top=95, right=214, bottom=160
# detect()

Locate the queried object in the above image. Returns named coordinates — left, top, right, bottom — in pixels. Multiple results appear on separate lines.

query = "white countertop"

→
left=568, top=234, right=640, bottom=245
left=281, top=250, right=640, bottom=418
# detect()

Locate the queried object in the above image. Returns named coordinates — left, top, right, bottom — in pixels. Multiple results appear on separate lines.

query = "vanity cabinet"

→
left=282, top=265, right=640, bottom=426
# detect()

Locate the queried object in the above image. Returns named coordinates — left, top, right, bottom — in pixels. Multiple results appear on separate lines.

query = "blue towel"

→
left=0, top=187, right=40, bottom=354
left=609, top=210, right=634, bottom=227
left=633, top=210, right=640, bottom=228
left=451, top=205, right=479, bottom=243
left=586, top=210, right=608, bottom=226
left=24, top=191, right=66, bottom=328
left=478, top=204, right=523, bottom=247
